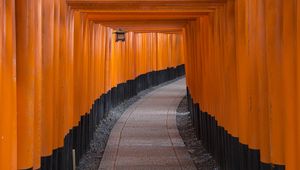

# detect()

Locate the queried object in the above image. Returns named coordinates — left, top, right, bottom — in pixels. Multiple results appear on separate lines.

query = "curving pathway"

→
left=99, top=78, right=196, bottom=170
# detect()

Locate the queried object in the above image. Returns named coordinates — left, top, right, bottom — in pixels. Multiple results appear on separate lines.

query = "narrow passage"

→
left=99, top=78, right=196, bottom=170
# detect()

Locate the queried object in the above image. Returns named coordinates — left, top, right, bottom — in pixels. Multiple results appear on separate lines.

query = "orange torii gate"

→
left=1, top=0, right=300, bottom=169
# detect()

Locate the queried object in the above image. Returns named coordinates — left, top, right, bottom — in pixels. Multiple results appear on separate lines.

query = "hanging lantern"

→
left=113, top=29, right=126, bottom=42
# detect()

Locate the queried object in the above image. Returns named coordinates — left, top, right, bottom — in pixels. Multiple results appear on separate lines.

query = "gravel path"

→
left=176, top=97, right=220, bottom=170
left=77, top=78, right=183, bottom=170
left=99, top=78, right=195, bottom=170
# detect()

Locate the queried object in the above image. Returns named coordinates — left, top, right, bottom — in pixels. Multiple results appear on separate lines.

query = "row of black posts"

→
left=187, top=88, right=285, bottom=170
left=39, top=65, right=185, bottom=170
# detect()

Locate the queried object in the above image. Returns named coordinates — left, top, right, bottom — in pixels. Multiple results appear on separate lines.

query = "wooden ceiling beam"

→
left=66, top=0, right=224, bottom=34
left=85, top=12, right=208, bottom=22
left=67, top=0, right=225, bottom=11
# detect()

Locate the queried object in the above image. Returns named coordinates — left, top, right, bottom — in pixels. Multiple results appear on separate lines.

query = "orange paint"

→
left=0, top=1, right=17, bottom=169
left=1, top=0, right=300, bottom=169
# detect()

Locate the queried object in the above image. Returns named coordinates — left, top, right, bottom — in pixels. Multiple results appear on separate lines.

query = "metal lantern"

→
left=113, top=29, right=126, bottom=42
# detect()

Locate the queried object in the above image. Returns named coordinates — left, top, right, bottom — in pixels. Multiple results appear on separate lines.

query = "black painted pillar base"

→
left=40, top=64, right=186, bottom=170
left=186, top=87, right=285, bottom=170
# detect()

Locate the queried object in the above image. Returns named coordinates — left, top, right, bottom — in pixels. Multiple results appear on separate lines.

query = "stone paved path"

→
left=99, top=78, right=196, bottom=170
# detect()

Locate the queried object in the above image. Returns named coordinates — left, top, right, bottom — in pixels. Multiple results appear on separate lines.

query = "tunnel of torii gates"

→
left=1, top=0, right=300, bottom=169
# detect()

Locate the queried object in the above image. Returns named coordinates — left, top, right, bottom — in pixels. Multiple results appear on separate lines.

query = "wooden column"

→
left=0, top=0, right=17, bottom=169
